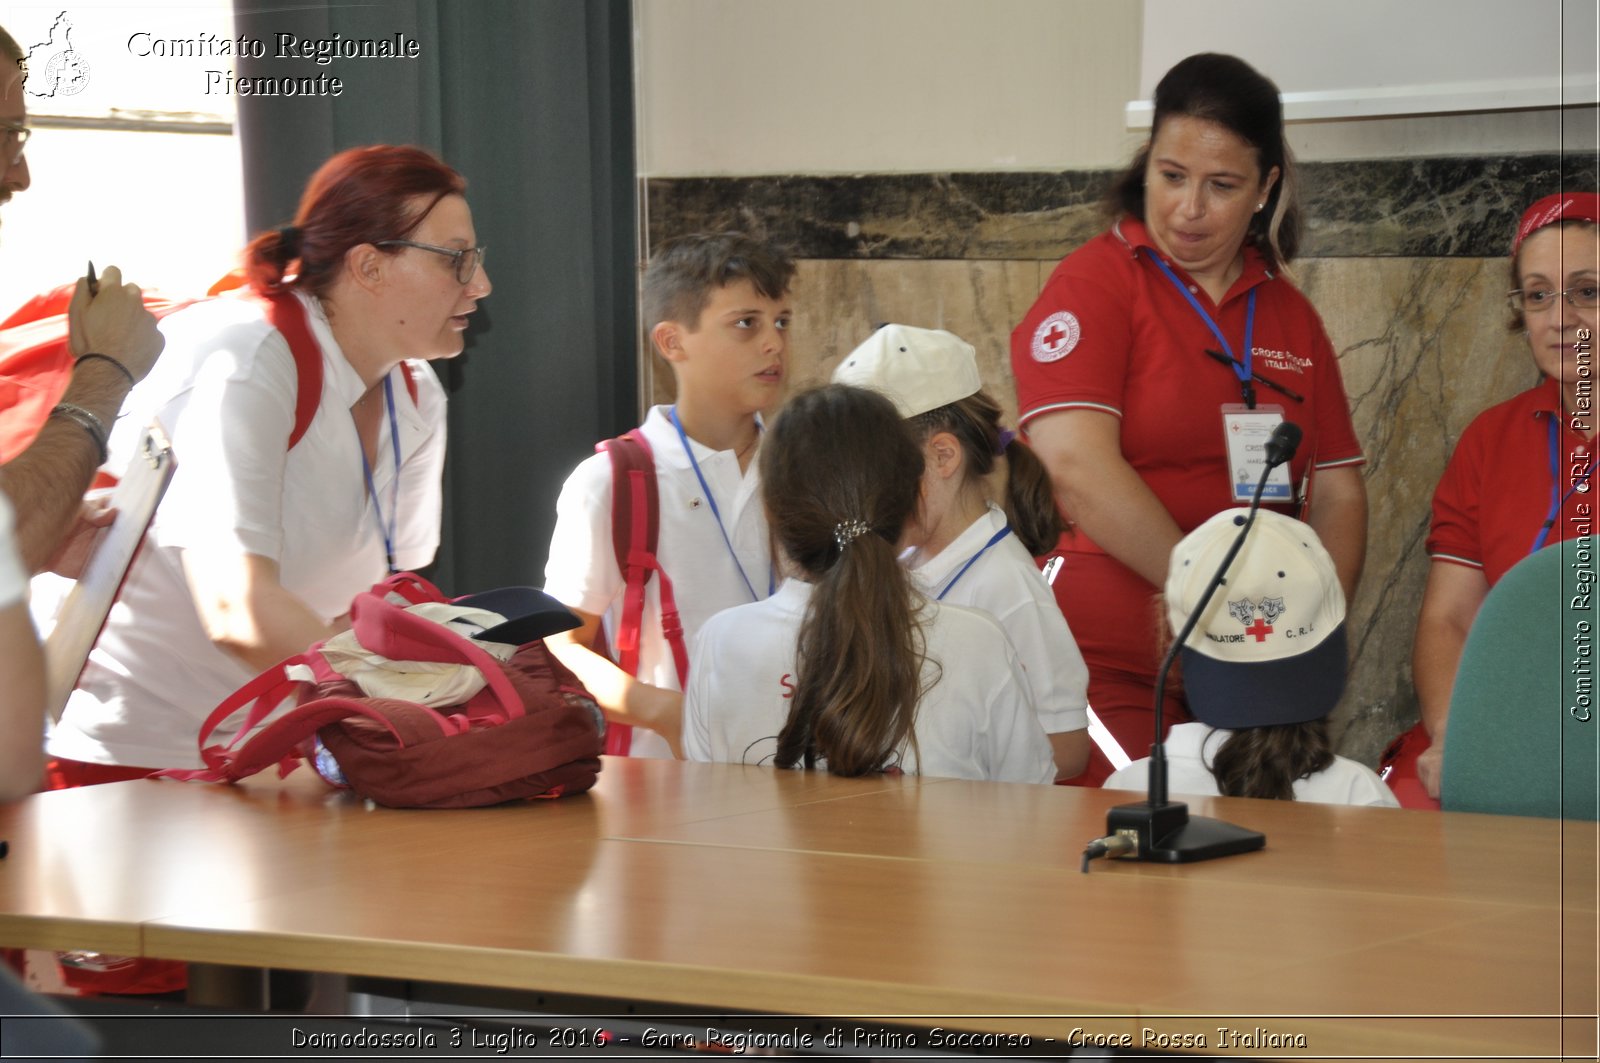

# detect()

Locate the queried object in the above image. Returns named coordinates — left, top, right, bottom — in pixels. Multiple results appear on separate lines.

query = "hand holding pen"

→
left=67, top=261, right=164, bottom=388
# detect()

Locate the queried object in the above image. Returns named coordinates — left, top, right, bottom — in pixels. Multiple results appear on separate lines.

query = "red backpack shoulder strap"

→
left=596, top=429, right=658, bottom=681
left=594, top=428, right=689, bottom=755
left=246, top=289, right=322, bottom=450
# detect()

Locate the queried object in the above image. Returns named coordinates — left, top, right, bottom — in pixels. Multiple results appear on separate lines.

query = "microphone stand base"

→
left=1106, top=801, right=1265, bottom=863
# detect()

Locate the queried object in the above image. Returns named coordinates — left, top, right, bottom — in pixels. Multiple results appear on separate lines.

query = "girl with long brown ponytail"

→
left=682, top=384, right=1054, bottom=783
left=834, top=324, right=1091, bottom=780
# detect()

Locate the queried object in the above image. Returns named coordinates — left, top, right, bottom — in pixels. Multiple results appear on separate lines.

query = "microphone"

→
left=1263, top=421, right=1302, bottom=469
left=1084, top=422, right=1304, bottom=867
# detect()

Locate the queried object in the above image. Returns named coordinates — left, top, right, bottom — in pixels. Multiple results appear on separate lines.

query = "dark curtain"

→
left=232, top=0, right=637, bottom=591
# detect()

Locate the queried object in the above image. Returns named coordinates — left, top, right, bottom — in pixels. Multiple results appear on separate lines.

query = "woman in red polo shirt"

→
left=1411, top=193, right=1599, bottom=798
left=1010, top=53, right=1366, bottom=786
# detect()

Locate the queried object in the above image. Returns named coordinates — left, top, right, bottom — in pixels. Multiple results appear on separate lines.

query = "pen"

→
left=1203, top=348, right=1304, bottom=403
left=86, top=260, right=98, bottom=297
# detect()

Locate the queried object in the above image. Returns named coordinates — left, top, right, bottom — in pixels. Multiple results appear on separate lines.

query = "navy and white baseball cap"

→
left=453, top=586, right=580, bottom=645
left=1166, top=509, right=1348, bottom=729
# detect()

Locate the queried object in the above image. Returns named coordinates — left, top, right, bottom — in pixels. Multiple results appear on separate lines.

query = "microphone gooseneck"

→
left=1081, top=422, right=1302, bottom=870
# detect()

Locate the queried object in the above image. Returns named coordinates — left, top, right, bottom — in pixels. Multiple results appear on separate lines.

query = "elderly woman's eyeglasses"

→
left=1507, top=285, right=1600, bottom=313
left=1, top=120, right=30, bottom=166
left=375, top=240, right=485, bottom=285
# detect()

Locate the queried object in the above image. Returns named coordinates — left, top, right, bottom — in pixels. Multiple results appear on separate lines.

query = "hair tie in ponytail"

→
left=996, top=428, right=1017, bottom=456
left=834, top=519, right=870, bottom=551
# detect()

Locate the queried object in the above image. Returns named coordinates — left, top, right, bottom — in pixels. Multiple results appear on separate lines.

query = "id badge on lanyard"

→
left=1222, top=403, right=1294, bottom=503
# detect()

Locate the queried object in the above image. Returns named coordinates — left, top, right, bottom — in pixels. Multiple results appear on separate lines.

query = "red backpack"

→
left=0, top=276, right=417, bottom=463
left=163, top=573, right=604, bottom=808
left=594, top=429, right=689, bottom=756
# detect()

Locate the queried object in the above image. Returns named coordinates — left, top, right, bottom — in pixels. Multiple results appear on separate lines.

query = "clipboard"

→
left=43, top=422, right=176, bottom=724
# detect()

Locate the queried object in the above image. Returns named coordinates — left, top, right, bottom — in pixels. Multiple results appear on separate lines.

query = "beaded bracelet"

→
left=49, top=402, right=109, bottom=465
left=75, top=352, right=136, bottom=390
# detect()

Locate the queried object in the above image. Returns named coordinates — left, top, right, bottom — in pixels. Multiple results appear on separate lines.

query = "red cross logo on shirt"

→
left=1244, top=618, right=1273, bottom=642
left=1030, top=311, right=1080, bottom=363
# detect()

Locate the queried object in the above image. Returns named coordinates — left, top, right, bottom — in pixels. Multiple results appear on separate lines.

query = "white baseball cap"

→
left=1166, top=509, right=1348, bottom=729
left=832, top=324, right=983, bottom=418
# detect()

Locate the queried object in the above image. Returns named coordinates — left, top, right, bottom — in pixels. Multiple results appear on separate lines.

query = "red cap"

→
left=1512, top=192, right=1600, bottom=256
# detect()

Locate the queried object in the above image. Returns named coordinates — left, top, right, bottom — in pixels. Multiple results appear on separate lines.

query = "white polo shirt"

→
left=1103, top=722, right=1400, bottom=807
left=48, top=292, right=448, bottom=769
left=543, top=404, right=771, bottom=758
left=683, top=579, right=1055, bottom=784
left=0, top=492, right=24, bottom=609
left=907, top=503, right=1089, bottom=736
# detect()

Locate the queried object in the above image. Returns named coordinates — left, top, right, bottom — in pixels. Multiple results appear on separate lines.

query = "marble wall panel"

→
left=646, top=153, right=1597, bottom=263
left=1298, top=257, right=1538, bottom=763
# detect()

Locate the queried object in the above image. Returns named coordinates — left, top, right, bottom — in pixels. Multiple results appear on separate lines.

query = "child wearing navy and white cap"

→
left=1105, top=508, right=1397, bottom=806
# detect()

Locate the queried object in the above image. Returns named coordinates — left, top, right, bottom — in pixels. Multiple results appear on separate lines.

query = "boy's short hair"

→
left=642, top=232, right=795, bottom=333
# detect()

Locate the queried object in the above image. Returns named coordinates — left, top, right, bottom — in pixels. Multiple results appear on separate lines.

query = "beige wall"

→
left=635, top=0, right=1596, bottom=175
left=635, top=0, right=1144, bottom=175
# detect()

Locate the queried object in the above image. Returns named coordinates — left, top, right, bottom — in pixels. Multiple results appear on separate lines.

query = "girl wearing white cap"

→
left=834, top=325, right=1090, bottom=780
left=682, top=384, right=1054, bottom=783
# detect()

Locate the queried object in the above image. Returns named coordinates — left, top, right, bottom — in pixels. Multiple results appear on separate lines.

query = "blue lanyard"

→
left=935, top=522, right=1012, bottom=601
left=667, top=406, right=773, bottom=601
left=1532, top=416, right=1595, bottom=554
left=359, top=376, right=402, bottom=574
left=1145, top=250, right=1258, bottom=409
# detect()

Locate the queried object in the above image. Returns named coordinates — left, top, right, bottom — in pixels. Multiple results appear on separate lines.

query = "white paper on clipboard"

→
left=43, top=422, right=176, bottom=724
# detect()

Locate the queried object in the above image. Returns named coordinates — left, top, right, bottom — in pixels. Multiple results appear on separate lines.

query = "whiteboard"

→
left=1129, top=0, right=1600, bottom=127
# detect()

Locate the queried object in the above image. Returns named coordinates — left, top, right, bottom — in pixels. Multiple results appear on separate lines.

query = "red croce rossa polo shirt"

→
left=1429, top=377, right=1594, bottom=588
left=1010, top=218, right=1364, bottom=680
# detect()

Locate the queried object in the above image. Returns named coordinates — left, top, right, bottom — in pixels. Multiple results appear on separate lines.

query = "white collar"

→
left=907, top=502, right=1008, bottom=589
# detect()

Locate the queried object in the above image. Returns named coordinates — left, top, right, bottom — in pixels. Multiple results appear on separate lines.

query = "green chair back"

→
left=1441, top=536, right=1599, bottom=819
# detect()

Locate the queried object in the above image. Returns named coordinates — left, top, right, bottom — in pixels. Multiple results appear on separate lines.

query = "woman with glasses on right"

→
left=1411, top=192, right=1599, bottom=799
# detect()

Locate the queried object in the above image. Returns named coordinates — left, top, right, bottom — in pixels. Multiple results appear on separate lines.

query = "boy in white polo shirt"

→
left=543, top=233, right=795, bottom=757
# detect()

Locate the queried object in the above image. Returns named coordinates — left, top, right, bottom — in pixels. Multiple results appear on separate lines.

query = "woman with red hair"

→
left=48, top=144, right=492, bottom=779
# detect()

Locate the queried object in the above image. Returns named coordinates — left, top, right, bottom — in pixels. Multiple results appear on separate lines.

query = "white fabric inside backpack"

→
left=316, top=602, right=519, bottom=706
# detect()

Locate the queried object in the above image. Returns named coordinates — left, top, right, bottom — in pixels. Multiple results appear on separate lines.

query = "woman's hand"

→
left=1411, top=561, right=1490, bottom=798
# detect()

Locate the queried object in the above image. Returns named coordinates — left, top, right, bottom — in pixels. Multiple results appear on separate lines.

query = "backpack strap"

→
left=595, top=429, right=690, bottom=756
left=347, top=590, right=527, bottom=721
left=247, top=290, right=322, bottom=451
left=244, top=289, right=421, bottom=451
left=159, top=649, right=409, bottom=784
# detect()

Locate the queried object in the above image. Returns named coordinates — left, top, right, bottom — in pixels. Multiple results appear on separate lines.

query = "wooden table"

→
left=0, top=759, right=1594, bottom=1059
